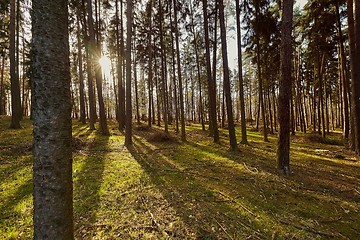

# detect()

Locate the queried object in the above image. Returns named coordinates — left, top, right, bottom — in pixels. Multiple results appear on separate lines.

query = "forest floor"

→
left=0, top=116, right=359, bottom=239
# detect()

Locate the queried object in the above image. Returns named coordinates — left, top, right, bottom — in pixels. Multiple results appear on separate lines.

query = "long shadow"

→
left=128, top=134, right=279, bottom=239
left=73, top=134, right=109, bottom=236
left=130, top=128, right=360, bottom=239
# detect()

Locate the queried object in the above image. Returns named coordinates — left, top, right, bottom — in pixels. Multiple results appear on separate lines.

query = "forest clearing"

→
left=1, top=116, right=359, bottom=239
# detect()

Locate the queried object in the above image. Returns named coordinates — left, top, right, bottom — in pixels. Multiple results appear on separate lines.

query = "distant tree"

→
left=32, top=0, right=73, bottom=238
left=278, top=0, right=294, bottom=174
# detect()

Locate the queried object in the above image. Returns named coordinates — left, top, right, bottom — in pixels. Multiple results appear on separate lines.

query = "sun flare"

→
left=99, top=55, right=112, bottom=80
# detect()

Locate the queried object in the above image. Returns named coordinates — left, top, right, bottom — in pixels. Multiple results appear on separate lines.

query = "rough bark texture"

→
left=31, top=0, right=73, bottom=238
left=278, top=0, right=294, bottom=174
left=10, top=0, right=22, bottom=128
left=219, top=0, right=237, bottom=151
left=125, top=0, right=133, bottom=146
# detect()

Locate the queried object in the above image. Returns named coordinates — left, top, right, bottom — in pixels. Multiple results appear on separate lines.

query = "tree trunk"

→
left=173, top=0, right=186, bottom=141
left=169, top=1, right=179, bottom=132
left=92, top=0, right=109, bottom=135
left=336, top=2, right=350, bottom=139
left=219, top=0, right=237, bottom=150
left=32, top=0, right=73, bottom=238
left=158, top=0, right=169, bottom=135
left=349, top=0, right=360, bottom=153
left=0, top=54, right=5, bottom=115
left=235, top=0, right=248, bottom=144
left=125, top=0, right=133, bottom=146
left=278, top=0, right=294, bottom=174
left=10, top=0, right=22, bottom=128
left=77, top=10, right=86, bottom=124
left=203, top=0, right=219, bottom=142
left=189, top=2, right=205, bottom=131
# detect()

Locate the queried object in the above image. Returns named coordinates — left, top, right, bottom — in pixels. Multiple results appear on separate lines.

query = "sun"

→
left=99, top=55, right=111, bottom=70
left=99, top=55, right=112, bottom=80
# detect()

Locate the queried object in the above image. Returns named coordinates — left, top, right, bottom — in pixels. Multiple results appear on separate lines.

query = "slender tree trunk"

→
left=235, top=0, right=247, bottom=144
left=318, top=53, right=326, bottom=138
left=173, top=0, right=186, bottom=141
left=278, top=0, right=294, bottom=174
left=32, top=0, right=73, bottom=237
left=349, top=0, right=360, bottom=153
left=336, top=3, right=350, bottom=139
left=134, top=55, right=140, bottom=125
left=10, top=0, right=21, bottom=128
left=169, top=1, right=179, bottom=132
left=125, top=0, right=133, bottom=146
left=146, top=0, right=153, bottom=128
left=189, top=3, right=205, bottom=131
left=77, top=11, right=86, bottom=124
left=115, top=0, right=123, bottom=131
left=91, top=0, right=109, bottom=135
left=158, top=0, right=169, bottom=135
left=0, top=54, right=5, bottom=115
left=219, top=0, right=237, bottom=150
left=203, top=0, right=219, bottom=142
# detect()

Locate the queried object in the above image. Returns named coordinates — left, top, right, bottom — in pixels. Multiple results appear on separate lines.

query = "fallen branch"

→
left=213, top=217, right=234, bottom=240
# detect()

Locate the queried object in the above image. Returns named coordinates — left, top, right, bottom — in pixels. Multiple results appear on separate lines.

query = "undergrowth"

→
left=0, top=116, right=359, bottom=239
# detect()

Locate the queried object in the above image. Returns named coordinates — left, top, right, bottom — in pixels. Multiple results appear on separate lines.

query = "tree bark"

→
left=32, top=0, right=73, bottom=238
left=277, top=0, right=294, bottom=174
left=125, top=0, right=133, bottom=146
left=219, top=0, right=237, bottom=150
left=235, top=0, right=248, bottom=144
left=77, top=10, right=86, bottom=124
left=349, top=0, right=360, bottom=153
left=173, top=0, right=186, bottom=141
left=10, top=0, right=22, bottom=128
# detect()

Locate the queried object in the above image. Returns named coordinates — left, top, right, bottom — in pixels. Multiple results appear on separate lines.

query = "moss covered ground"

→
left=1, top=116, right=359, bottom=239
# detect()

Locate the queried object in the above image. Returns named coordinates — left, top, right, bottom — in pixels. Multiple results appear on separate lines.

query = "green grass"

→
left=1, top=116, right=359, bottom=239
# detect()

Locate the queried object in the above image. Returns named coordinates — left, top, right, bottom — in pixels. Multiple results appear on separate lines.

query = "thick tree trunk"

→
left=32, top=0, right=73, bottom=238
left=277, top=0, right=294, bottom=174
left=219, top=0, right=237, bottom=150
left=10, top=0, right=21, bottom=128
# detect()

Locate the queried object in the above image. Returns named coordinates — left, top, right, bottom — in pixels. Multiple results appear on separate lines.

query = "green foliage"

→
left=0, top=117, right=359, bottom=239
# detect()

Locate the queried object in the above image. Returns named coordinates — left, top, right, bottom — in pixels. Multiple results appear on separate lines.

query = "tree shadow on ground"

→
left=73, top=134, right=109, bottom=238
left=129, top=126, right=360, bottom=239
